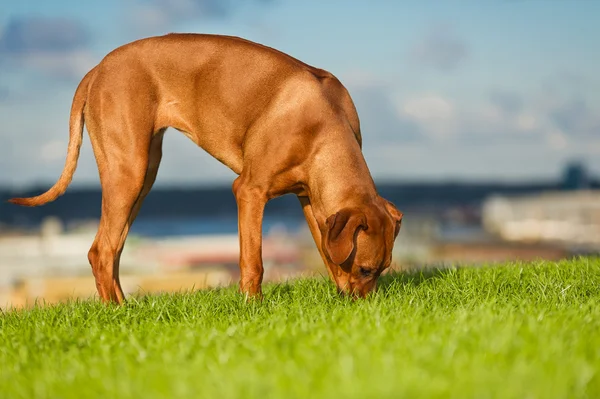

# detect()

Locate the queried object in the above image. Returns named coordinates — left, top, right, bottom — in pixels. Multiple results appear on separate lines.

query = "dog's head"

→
left=321, top=197, right=403, bottom=298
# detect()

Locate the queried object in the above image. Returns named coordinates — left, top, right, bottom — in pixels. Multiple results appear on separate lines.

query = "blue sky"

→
left=1, top=1, right=599, bottom=188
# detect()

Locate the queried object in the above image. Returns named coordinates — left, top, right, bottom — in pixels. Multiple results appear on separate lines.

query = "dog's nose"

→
left=335, top=280, right=356, bottom=298
left=354, top=279, right=377, bottom=298
left=336, top=282, right=374, bottom=299
left=336, top=284, right=352, bottom=296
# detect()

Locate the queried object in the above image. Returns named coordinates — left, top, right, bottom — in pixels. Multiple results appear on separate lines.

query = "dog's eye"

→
left=359, top=267, right=372, bottom=277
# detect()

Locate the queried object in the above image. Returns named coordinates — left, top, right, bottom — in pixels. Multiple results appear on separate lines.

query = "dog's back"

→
left=94, top=34, right=361, bottom=143
left=84, top=34, right=361, bottom=170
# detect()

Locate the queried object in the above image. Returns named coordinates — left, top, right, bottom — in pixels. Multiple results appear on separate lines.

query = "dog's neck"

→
left=305, top=136, right=378, bottom=225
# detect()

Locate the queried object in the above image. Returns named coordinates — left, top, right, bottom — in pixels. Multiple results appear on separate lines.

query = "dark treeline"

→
left=2, top=179, right=597, bottom=227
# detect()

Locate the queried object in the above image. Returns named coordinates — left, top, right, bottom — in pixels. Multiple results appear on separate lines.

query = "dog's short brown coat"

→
left=10, top=34, right=403, bottom=302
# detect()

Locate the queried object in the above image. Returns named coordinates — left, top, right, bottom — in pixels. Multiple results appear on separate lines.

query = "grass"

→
left=1, top=257, right=599, bottom=399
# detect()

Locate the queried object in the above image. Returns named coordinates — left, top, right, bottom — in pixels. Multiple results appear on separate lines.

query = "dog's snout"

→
left=335, top=277, right=377, bottom=299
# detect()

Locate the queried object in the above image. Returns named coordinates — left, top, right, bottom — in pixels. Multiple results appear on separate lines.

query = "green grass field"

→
left=1, top=258, right=599, bottom=399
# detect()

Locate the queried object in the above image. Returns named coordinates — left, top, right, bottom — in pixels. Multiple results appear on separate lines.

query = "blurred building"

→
left=482, top=190, right=600, bottom=248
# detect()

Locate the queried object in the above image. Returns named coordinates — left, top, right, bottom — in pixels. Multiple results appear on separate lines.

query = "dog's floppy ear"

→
left=383, top=199, right=403, bottom=239
left=324, top=208, right=368, bottom=265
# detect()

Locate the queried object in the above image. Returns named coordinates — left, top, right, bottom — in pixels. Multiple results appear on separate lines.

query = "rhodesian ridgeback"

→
left=10, top=33, right=403, bottom=303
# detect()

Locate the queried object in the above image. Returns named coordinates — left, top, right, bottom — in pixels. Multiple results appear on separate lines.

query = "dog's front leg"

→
left=298, top=196, right=336, bottom=280
left=298, top=196, right=348, bottom=290
left=233, top=177, right=268, bottom=299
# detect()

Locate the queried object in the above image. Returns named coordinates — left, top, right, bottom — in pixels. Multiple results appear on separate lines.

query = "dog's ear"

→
left=383, top=199, right=403, bottom=239
left=324, top=208, right=367, bottom=265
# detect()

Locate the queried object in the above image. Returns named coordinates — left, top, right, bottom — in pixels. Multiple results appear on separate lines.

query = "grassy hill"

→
left=1, top=258, right=599, bottom=398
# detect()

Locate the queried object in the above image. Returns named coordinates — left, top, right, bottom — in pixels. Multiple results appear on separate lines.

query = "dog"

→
left=9, top=33, right=403, bottom=303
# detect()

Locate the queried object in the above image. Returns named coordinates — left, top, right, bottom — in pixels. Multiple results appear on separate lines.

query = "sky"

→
left=1, top=0, right=599, bottom=188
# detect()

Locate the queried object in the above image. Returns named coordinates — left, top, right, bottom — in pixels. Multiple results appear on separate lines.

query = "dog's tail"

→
left=8, top=66, right=97, bottom=207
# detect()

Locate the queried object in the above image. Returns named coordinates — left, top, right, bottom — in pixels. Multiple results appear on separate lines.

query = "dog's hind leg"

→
left=85, top=108, right=161, bottom=303
left=126, top=130, right=165, bottom=225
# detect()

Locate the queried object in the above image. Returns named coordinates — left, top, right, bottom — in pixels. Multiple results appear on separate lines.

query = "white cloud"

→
left=13, top=50, right=97, bottom=80
left=515, top=114, right=538, bottom=132
left=398, top=94, right=457, bottom=138
left=402, top=95, right=455, bottom=121
left=394, top=86, right=600, bottom=149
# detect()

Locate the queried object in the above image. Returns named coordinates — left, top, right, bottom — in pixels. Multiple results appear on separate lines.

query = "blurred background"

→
left=1, top=1, right=599, bottom=308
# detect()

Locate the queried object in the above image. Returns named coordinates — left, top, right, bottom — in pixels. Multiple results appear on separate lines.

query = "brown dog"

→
left=9, top=33, right=403, bottom=303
